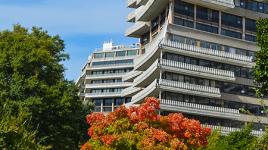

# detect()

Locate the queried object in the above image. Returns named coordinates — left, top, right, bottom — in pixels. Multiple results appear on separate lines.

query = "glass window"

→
left=103, top=99, right=113, bottom=106
left=103, top=107, right=112, bottom=112
left=174, top=17, right=194, bottom=28
left=94, top=99, right=102, bottom=106
left=221, top=29, right=242, bottom=39
left=94, top=53, right=104, bottom=58
left=245, top=18, right=256, bottom=32
left=126, top=98, right=132, bottom=103
left=151, top=17, right=159, bottom=33
left=115, top=98, right=124, bottom=106
left=127, top=50, right=137, bottom=56
left=196, top=6, right=219, bottom=23
left=105, top=52, right=115, bottom=58
left=245, top=34, right=256, bottom=42
left=174, top=0, right=194, bottom=17
left=116, top=51, right=126, bottom=57
left=221, top=12, right=242, bottom=29
left=196, top=23, right=218, bottom=34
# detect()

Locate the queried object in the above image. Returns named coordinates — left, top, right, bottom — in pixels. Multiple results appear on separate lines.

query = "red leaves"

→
left=81, top=97, right=211, bottom=149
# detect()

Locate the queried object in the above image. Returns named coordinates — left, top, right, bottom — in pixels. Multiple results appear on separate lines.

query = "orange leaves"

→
left=82, top=97, right=211, bottom=150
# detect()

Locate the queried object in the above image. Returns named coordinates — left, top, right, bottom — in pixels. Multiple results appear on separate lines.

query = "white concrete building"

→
left=124, top=0, right=268, bottom=135
left=76, top=42, right=140, bottom=112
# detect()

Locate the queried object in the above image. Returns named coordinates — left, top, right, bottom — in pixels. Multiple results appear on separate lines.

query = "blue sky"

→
left=0, top=0, right=138, bottom=80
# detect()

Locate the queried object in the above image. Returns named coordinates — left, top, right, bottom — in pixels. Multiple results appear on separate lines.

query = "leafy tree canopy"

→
left=0, top=24, right=90, bottom=149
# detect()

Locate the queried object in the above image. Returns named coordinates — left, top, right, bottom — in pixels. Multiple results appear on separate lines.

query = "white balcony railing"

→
left=160, top=59, right=235, bottom=79
left=161, top=40, right=253, bottom=64
left=86, top=73, right=126, bottom=78
left=201, top=0, right=235, bottom=8
left=161, top=99, right=239, bottom=114
left=85, top=82, right=132, bottom=89
left=85, top=92, right=122, bottom=98
left=159, top=79, right=221, bottom=96
left=204, top=125, right=264, bottom=136
left=90, top=63, right=133, bottom=68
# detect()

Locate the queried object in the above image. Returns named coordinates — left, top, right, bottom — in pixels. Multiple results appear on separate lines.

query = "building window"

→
left=196, top=6, right=219, bottom=23
left=245, top=18, right=256, bottom=32
left=174, top=0, right=194, bottom=17
left=94, top=53, right=104, bottom=58
left=116, top=51, right=126, bottom=57
left=127, top=50, right=138, bottom=56
left=115, top=98, right=124, bottom=106
left=103, top=99, right=113, bottom=106
left=196, top=23, right=218, bottom=34
left=245, top=34, right=257, bottom=42
left=221, top=29, right=242, bottom=39
left=94, top=99, right=102, bottom=106
left=221, top=12, right=242, bottom=29
left=174, top=17, right=194, bottom=28
left=105, top=52, right=115, bottom=58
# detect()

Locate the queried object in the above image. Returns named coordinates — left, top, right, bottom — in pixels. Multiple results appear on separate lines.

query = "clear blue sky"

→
left=0, top=0, right=138, bottom=80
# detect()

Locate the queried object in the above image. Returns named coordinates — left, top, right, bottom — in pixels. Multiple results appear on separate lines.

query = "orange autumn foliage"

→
left=81, top=97, right=211, bottom=150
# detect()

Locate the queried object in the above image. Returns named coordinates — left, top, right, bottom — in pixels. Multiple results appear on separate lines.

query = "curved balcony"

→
left=136, top=0, right=169, bottom=21
left=88, top=63, right=133, bottom=70
left=137, top=0, right=149, bottom=6
left=159, top=79, right=221, bottom=98
left=121, top=86, right=142, bottom=97
left=160, top=99, right=240, bottom=119
left=122, top=70, right=142, bottom=82
left=204, top=125, right=264, bottom=136
left=127, top=0, right=138, bottom=8
left=85, top=82, right=132, bottom=89
left=85, top=73, right=125, bottom=80
left=134, top=21, right=167, bottom=70
left=160, top=59, right=235, bottom=81
left=161, top=40, right=254, bottom=67
left=125, top=21, right=150, bottom=38
left=85, top=92, right=122, bottom=98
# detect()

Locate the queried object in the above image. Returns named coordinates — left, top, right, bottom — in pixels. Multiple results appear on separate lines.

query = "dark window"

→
left=221, top=29, right=242, bottom=39
left=196, top=23, right=218, bottom=33
left=174, top=17, right=194, bottom=28
left=174, top=0, right=194, bottom=17
left=151, top=17, right=159, bottom=33
left=115, top=98, right=124, bottom=106
left=116, top=51, right=126, bottom=57
left=103, top=99, right=113, bottom=106
left=196, top=6, right=219, bottom=23
left=94, top=99, right=102, bottom=106
left=94, top=53, right=104, bottom=58
left=245, top=18, right=256, bottom=32
left=221, top=13, right=242, bottom=29
left=245, top=34, right=256, bottom=42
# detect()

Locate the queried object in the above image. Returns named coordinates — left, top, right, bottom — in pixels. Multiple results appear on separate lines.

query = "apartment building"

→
left=76, top=42, right=139, bottom=112
left=124, top=0, right=268, bottom=135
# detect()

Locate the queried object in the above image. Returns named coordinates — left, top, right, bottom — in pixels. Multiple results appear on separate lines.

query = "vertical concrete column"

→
left=194, top=4, right=197, bottom=29
left=242, top=17, right=246, bottom=40
left=168, top=0, right=174, bottom=24
left=101, top=99, right=103, bottom=112
left=112, top=99, right=114, bottom=112
left=219, top=11, right=222, bottom=35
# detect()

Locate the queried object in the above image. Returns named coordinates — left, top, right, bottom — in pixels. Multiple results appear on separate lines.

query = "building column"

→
left=219, top=11, right=222, bottom=35
left=194, top=4, right=197, bottom=29
left=242, top=17, right=246, bottom=40
left=101, top=99, right=103, bottom=112
left=112, top=99, right=114, bottom=112
left=168, top=0, right=174, bottom=24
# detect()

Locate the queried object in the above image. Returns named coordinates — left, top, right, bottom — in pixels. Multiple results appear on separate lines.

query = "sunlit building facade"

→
left=124, top=0, right=268, bottom=135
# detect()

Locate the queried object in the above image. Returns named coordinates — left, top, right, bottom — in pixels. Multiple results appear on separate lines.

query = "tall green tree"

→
left=254, top=18, right=268, bottom=97
left=0, top=25, right=90, bottom=149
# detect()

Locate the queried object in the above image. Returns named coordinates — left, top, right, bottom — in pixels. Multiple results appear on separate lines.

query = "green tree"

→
left=254, top=18, right=268, bottom=97
left=0, top=25, right=90, bottom=149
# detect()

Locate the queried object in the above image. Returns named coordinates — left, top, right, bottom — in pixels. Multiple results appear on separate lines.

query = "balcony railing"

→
left=159, top=79, right=221, bottom=97
left=161, top=99, right=239, bottom=114
left=204, top=125, right=264, bottom=136
left=161, top=40, right=253, bottom=64
left=85, top=92, right=122, bottom=98
left=85, top=82, right=132, bottom=88
left=201, top=0, right=235, bottom=8
left=90, top=63, right=133, bottom=68
left=87, top=73, right=126, bottom=78
left=160, top=59, right=235, bottom=80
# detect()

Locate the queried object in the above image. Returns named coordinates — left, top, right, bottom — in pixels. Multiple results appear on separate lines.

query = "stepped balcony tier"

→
left=85, top=73, right=125, bottom=80
left=88, top=62, right=133, bottom=70
left=135, top=0, right=169, bottom=21
left=122, top=70, right=142, bottom=82
left=85, top=92, right=122, bottom=98
left=129, top=79, right=221, bottom=105
left=127, top=0, right=138, bottom=8
left=133, top=59, right=235, bottom=87
left=121, top=86, right=142, bottom=97
left=125, top=21, right=150, bottom=38
left=85, top=82, right=132, bottom=89
left=160, top=99, right=240, bottom=120
left=160, top=40, right=254, bottom=67
left=203, top=125, right=264, bottom=136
